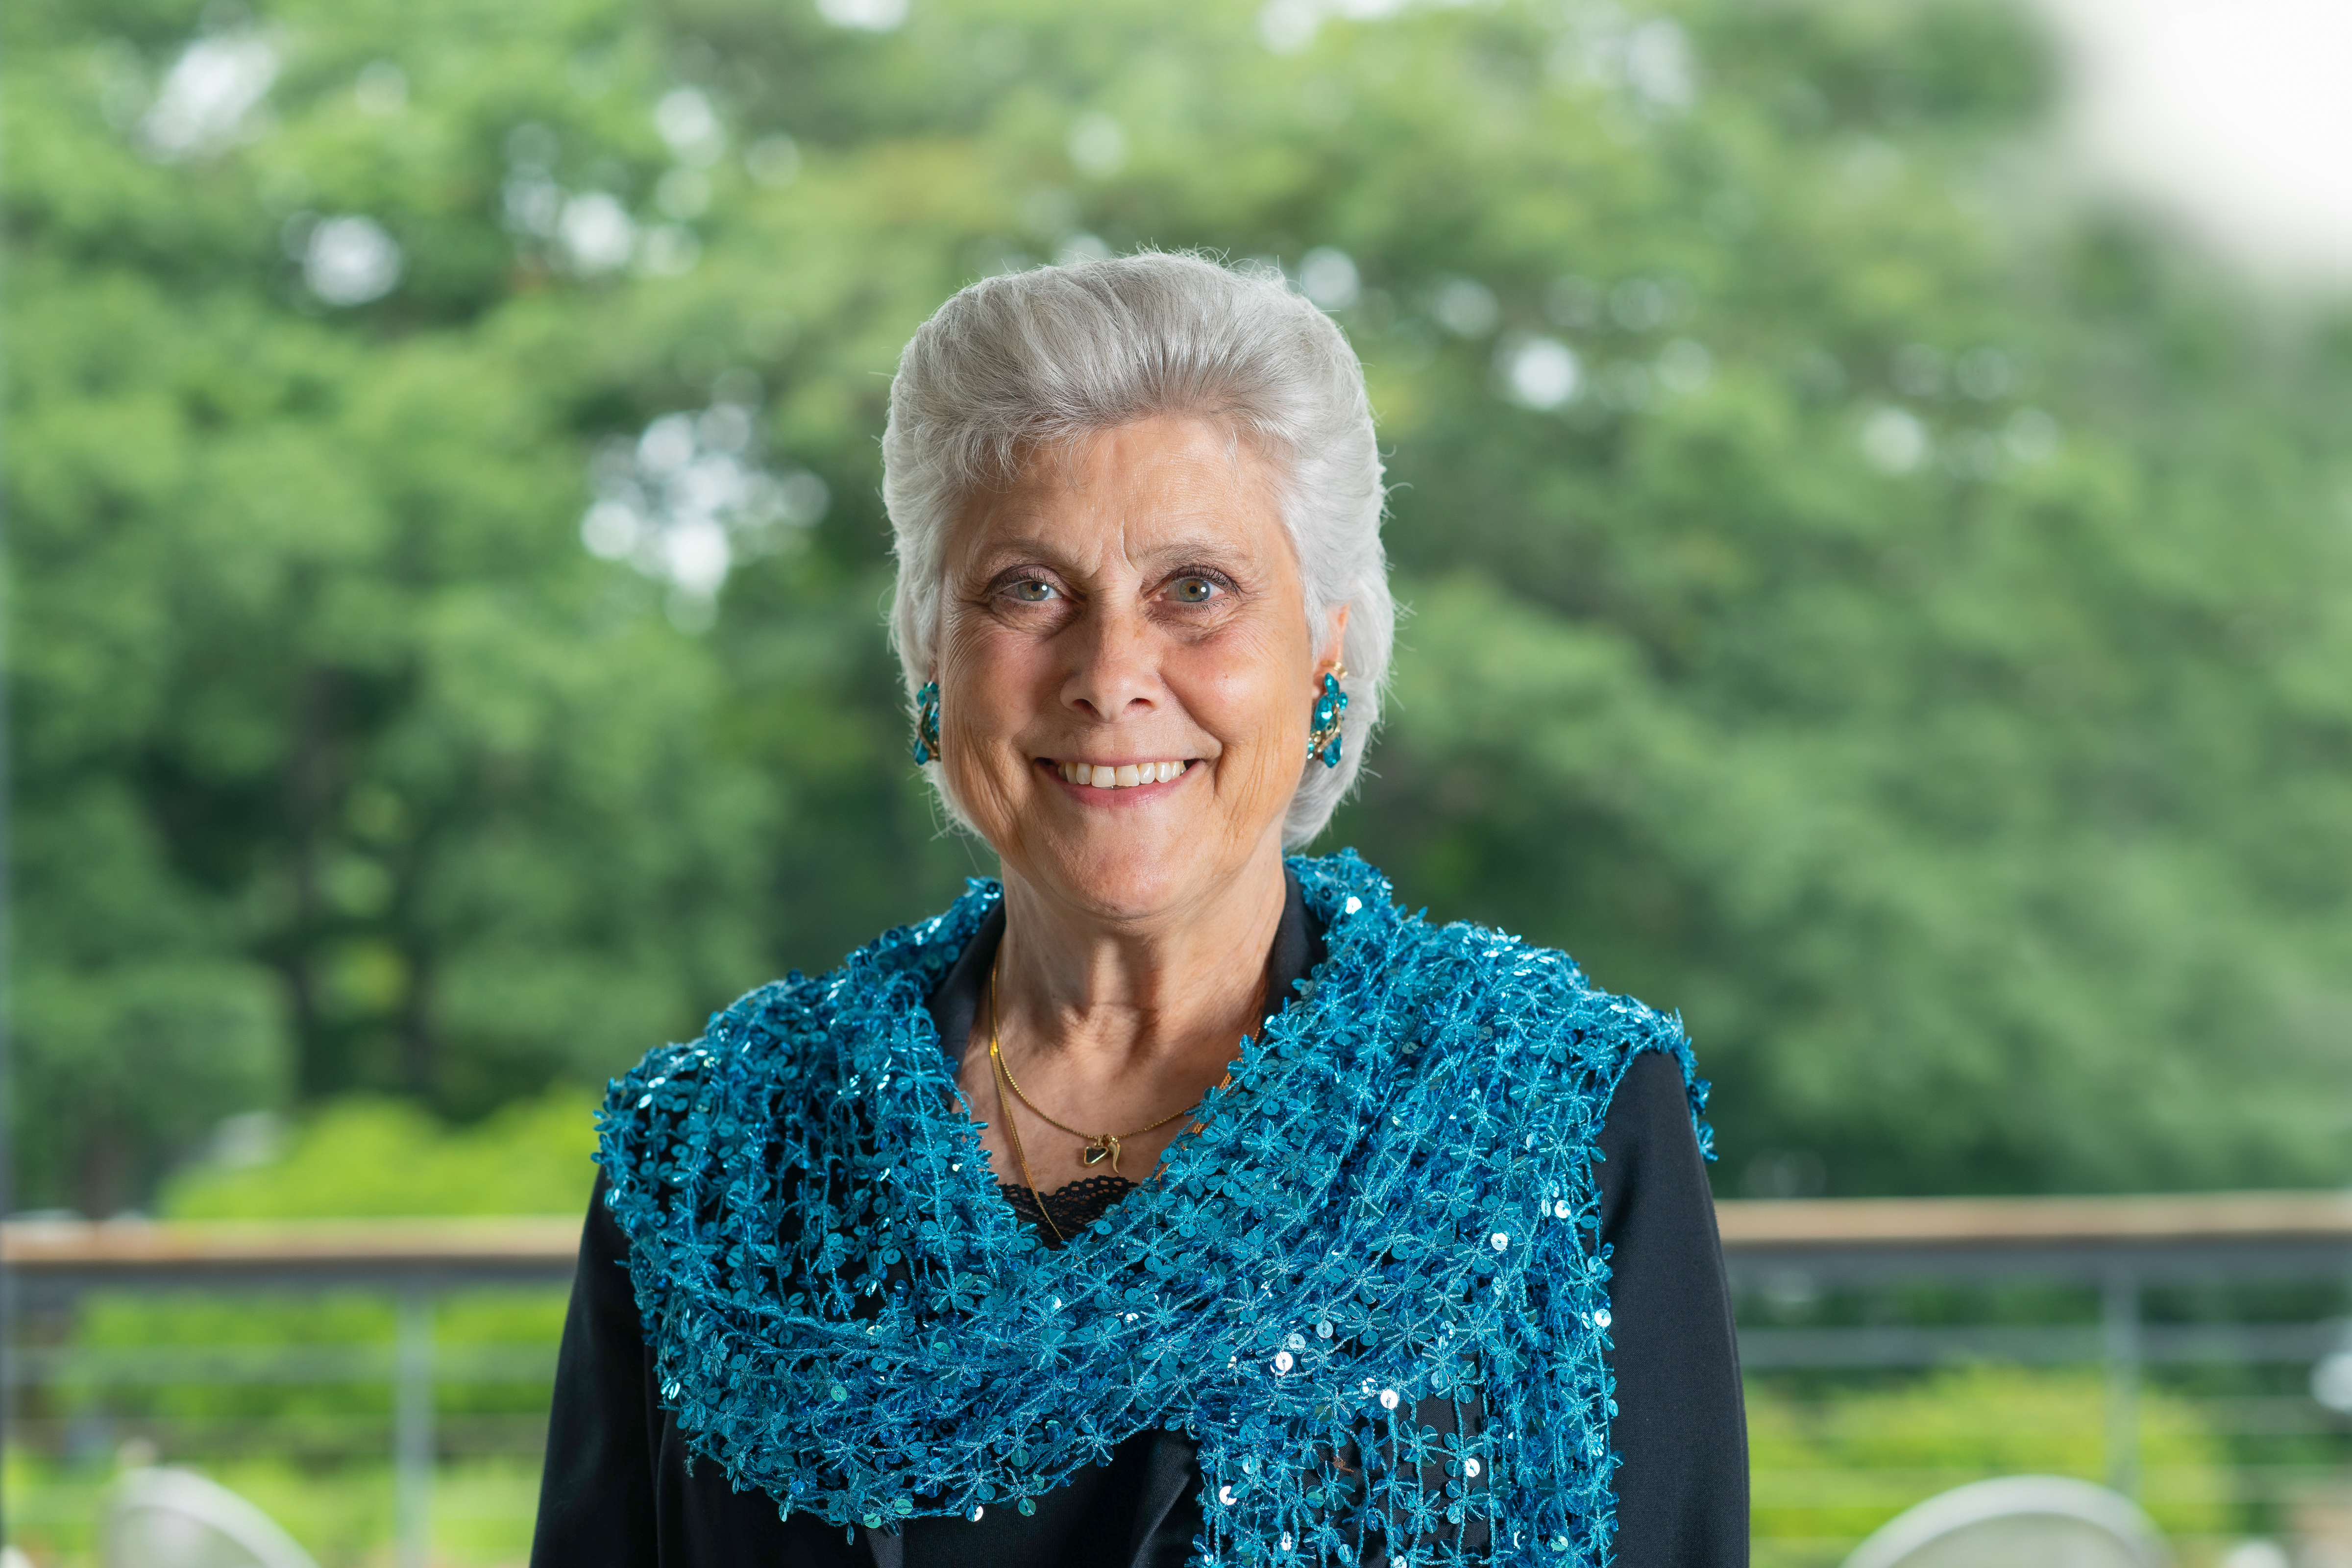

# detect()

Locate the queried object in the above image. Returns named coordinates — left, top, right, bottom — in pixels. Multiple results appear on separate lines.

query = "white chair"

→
left=1840, top=1475, right=2172, bottom=1568
left=100, top=1467, right=321, bottom=1568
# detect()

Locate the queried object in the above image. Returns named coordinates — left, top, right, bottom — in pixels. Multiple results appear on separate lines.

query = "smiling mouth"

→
left=1047, top=759, right=1194, bottom=790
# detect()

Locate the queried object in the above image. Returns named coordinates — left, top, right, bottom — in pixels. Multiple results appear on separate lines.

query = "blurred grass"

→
left=5, top=1093, right=587, bottom=1565
left=162, top=1090, right=601, bottom=1220
left=4, top=1454, right=541, bottom=1568
left=1748, top=1364, right=2236, bottom=1565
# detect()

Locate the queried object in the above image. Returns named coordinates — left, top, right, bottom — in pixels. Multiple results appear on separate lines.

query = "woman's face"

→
left=937, top=415, right=1344, bottom=924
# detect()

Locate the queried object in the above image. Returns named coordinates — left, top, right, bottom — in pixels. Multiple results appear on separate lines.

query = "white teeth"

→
left=1057, top=760, right=1189, bottom=789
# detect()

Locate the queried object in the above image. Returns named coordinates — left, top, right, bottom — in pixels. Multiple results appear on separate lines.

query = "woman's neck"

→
left=991, top=846, right=1287, bottom=1078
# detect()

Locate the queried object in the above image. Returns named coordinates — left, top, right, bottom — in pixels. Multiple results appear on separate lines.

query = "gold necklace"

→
left=984, top=985, right=1066, bottom=1248
left=986, top=953, right=1260, bottom=1183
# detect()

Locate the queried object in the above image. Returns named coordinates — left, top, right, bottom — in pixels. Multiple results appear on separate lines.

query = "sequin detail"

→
left=599, top=850, right=1708, bottom=1568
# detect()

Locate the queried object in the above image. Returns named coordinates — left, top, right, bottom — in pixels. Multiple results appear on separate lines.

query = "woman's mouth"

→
left=1046, top=759, right=1194, bottom=790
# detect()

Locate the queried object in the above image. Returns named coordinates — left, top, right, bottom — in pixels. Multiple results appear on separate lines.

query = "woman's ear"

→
left=1319, top=603, right=1351, bottom=675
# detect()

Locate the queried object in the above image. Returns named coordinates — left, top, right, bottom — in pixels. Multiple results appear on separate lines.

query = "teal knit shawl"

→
left=599, top=851, right=1707, bottom=1567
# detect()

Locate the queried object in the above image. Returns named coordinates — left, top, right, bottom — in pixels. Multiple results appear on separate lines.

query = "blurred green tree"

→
left=7, top=0, right=2348, bottom=1210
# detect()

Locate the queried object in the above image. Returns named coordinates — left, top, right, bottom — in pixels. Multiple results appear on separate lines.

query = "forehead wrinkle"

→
left=1035, top=412, right=1257, bottom=481
left=956, top=467, right=1283, bottom=579
left=966, top=513, right=1279, bottom=583
left=980, top=416, right=1267, bottom=530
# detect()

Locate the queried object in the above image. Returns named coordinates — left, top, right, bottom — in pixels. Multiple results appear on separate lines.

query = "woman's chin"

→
left=1013, top=818, right=1266, bottom=925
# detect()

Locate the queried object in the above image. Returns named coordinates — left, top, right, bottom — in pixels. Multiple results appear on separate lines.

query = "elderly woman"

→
left=533, top=253, right=1744, bottom=1568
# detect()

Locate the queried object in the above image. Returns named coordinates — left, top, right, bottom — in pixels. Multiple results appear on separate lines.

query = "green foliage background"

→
left=1745, top=1365, right=2232, bottom=1553
left=10, top=0, right=2352, bottom=1213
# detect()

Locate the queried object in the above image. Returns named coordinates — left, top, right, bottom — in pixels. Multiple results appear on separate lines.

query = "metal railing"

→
left=1722, top=1192, right=2352, bottom=1561
left=6, top=1219, right=574, bottom=1567
left=1721, top=1191, right=2352, bottom=1506
left=7, top=1194, right=2350, bottom=1565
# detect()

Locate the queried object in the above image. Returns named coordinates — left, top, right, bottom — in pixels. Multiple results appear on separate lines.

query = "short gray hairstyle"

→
left=882, top=250, right=1394, bottom=849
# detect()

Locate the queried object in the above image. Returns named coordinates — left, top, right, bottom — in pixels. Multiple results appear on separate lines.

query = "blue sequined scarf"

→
left=600, top=852, right=1706, bottom=1567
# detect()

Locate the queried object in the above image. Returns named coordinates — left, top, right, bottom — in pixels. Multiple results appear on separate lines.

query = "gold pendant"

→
left=1082, top=1135, right=1120, bottom=1173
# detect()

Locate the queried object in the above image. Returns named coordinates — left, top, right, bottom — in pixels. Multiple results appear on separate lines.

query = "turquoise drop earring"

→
left=1306, top=666, right=1349, bottom=768
left=910, top=681, right=942, bottom=764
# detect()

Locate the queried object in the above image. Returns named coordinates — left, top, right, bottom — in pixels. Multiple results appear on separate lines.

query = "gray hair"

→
left=882, top=250, right=1394, bottom=849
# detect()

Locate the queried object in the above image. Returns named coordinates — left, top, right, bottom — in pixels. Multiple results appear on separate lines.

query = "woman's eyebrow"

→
left=1133, top=535, right=1256, bottom=571
left=965, top=535, right=1073, bottom=569
left=964, top=533, right=1257, bottom=577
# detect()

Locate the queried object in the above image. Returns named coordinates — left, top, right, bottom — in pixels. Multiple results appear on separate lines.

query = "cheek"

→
left=1181, top=628, right=1313, bottom=745
left=940, top=617, right=1038, bottom=727
left=934, top=622, right=1047, bottom=814
left=1170, top=641, right=1314, bottom=833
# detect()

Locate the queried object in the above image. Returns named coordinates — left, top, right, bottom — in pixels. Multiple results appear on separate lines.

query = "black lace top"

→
left=998, top=1175, right=1138, bottom=1240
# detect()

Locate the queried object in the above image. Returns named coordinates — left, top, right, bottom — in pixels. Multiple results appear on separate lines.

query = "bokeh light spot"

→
left=2004, top=407, right=2061, bottom=465
left=302, top=216, right=402, bottom=306
left=1862, top=407, right=1930, bottom=474
left=1432, top=277, right=1499, bottom=338
left=1502, top=337, right=1581, bottom=410
left=1068, top=113, right=1127, bottom=178
left=140, top=33, right=277, bottom=160
left=746, top=134, right=802, bottom=188
left=583, top=395, right=828, bottom=628
left=817, top=0, right=910, bottom=33
left=560, top=193, right=637, bottom=274
left=1299, top=247, right=1361, bottom=311
left=354, top=60, right=406, bottom=116
left=1656, top=339, right=1713, bottom=395
left=655, top=88, right=725, bottom=168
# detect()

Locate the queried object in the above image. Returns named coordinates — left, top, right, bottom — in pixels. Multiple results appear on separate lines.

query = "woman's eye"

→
left=1170, top=576, right=1218, bottom=604
left=1007, top=580, right=1055, bottom=603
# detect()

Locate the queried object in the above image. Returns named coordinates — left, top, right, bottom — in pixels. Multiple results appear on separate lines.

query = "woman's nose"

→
left=1060, top=604, right=1160, bottom=721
